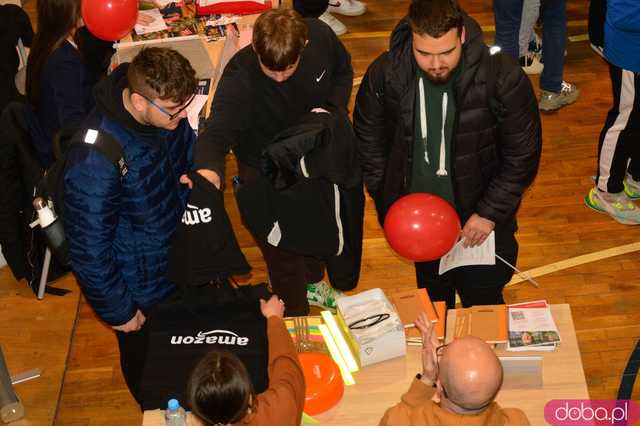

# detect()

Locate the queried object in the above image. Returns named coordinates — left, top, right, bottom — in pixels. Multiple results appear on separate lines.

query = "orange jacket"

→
left=235, top=316, right=306, bottom=426
left=380, top=378, right=530, bottom=426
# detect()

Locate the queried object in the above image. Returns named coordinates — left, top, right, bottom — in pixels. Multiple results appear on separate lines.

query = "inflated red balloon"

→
left=384, top=193, right=460, bottom=262
left=82, top=0, right=138, bottom=42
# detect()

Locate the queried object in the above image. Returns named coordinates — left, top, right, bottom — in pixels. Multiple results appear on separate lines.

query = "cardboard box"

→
left=336, top=289, right=406, bottom=367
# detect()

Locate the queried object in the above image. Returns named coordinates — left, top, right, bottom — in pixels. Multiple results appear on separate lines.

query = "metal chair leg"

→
left=37, top=248, right=51, bottom=300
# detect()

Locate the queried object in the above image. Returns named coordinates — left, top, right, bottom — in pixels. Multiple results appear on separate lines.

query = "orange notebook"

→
left=454, top=305, right=508, bottom=344
left=392, top=288, right=438, bottom=327
left=434, top=301, right=447, bottom=340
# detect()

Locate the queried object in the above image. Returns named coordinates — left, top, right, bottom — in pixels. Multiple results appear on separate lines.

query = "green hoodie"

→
left=410, top=62, right=462, bottom=208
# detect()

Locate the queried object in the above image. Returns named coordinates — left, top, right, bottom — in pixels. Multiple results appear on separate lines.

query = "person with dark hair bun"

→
left=187, top=295, right=305, bottom=426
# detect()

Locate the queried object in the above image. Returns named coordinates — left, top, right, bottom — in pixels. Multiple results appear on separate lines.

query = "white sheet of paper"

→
left=134, top=9, right=167, bottom=35
left=186, top=95, right=208, bottom=132
left=438, top=231, right=496, bottom=275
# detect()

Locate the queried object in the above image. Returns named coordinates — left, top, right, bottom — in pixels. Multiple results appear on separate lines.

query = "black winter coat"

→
left=354, top=15, right=542, bottom=228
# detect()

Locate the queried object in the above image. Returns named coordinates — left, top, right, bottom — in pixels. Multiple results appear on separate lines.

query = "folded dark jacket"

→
left=261, top=110, right=361, bottom=190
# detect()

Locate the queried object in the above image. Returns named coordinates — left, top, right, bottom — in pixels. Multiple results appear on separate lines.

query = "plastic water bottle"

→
left=32, top=197, right=69, bottom=265
left=165, top=399, right=187, bottom=426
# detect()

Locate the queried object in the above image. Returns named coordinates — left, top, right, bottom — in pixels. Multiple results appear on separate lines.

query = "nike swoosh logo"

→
left=316, top=69, right=326, bottom=82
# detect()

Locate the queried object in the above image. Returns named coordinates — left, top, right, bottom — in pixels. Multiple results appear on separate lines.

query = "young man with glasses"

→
left=193, top=8, right=353, bottom=317
left=380, top=312, right=530, bottom=425
left=63, top=47, right=197, bottom=405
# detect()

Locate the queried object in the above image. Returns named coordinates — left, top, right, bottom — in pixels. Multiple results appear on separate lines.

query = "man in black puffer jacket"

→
left=354, top=0, right=541, bottom=308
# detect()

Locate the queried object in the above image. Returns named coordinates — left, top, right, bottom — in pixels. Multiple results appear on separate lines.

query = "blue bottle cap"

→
left=168, top=399, right=179, bottom=410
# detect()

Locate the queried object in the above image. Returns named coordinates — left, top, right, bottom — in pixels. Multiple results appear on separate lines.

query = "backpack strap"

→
left=71, top=128, right=128, bottom=177
left=486, top=47, right=507, bottom=124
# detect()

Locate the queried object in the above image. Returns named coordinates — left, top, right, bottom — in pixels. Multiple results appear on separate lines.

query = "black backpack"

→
left=33, top=127, right=128, bottom=265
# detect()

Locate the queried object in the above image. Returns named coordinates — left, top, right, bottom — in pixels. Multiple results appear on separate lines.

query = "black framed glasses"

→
left=348, top=313, right=391, bottom=330
left=136, top=92, right=197, bottom=120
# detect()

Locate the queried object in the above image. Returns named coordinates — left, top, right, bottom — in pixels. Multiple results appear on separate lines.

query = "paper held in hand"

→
left=438, top=231, right=496, bottom=275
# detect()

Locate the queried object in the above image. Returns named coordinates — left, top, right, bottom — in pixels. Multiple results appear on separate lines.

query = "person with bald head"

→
left=379, top=312, right=530, bottom=426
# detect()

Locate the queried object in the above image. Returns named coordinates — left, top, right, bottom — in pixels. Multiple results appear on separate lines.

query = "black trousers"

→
left=588, top=0, right=606, bottom=49
left=113, top=294, right=171, bottom=408
left=596, top=64, right=640, bottom=194
left=115, top=325, right=150, bottom=408
left=414, top=228, right=518, bottom=309
left=237, top=162, right=325, bottom=317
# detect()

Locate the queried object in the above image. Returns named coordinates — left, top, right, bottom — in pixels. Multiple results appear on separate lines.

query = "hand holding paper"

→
left=461, top=213, right=495, bottom=248
left=439, top=231, right=496, bottom=275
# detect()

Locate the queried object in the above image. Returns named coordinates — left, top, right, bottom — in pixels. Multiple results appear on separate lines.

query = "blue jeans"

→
left=493, top=0, right=523, bottom=60
left=539, top=0, right=567, bottom=92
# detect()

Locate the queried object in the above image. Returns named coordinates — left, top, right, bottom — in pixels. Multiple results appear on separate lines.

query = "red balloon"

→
left=384, top=193, right=460, bottom=262
left=82, top=0, right=138, bottom=42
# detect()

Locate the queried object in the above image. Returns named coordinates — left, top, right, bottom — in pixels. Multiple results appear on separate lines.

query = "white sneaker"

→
left=328, top=0, right=366, bottom=16
left=319, top=11, right=347, bottom=36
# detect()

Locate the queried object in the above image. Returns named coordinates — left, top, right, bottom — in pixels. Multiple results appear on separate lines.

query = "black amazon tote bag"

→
left=139, top=171, right=271, bottom=410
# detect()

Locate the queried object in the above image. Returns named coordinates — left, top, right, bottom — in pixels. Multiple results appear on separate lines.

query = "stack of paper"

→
left=507, top=300, right=561, bottom=351
left=390, top=289, right=447, bottom=345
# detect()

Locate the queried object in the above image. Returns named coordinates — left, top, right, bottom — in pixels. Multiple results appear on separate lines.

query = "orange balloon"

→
left=299, top=352, right=344, bottom=415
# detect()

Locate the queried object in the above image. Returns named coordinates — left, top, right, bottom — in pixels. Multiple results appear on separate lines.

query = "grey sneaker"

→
left=539, top=81, right=580, bottom=112
left=306, top=280, right=343, bottom=311
left=584, top=187, right=640, bottom=225
left=624, top=174, right=640, bottom=200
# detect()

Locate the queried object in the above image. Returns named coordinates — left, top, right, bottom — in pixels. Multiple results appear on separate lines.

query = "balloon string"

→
left=495, top=254, right=540, bottom=288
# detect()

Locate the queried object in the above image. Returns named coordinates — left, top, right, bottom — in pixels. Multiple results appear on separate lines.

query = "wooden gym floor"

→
left=2, top=0, right=638, bottom=424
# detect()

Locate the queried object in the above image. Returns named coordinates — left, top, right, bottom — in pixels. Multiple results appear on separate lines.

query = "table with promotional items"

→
left=142, top=304, right=589, bottom=425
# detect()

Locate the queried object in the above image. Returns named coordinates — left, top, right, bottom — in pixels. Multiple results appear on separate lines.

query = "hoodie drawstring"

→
left=418, top=77, right=429, bottom=164
left=419, top=77, right=449, bottom=176
left=437, top=92, right=448, bottom=176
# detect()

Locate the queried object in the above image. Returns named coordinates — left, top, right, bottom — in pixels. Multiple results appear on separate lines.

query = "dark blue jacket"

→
left=605, top=0, right=640, bottom=72
left=63, top=64, right=194, bottom=326
left=27, top=40, right=94, bottom=167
